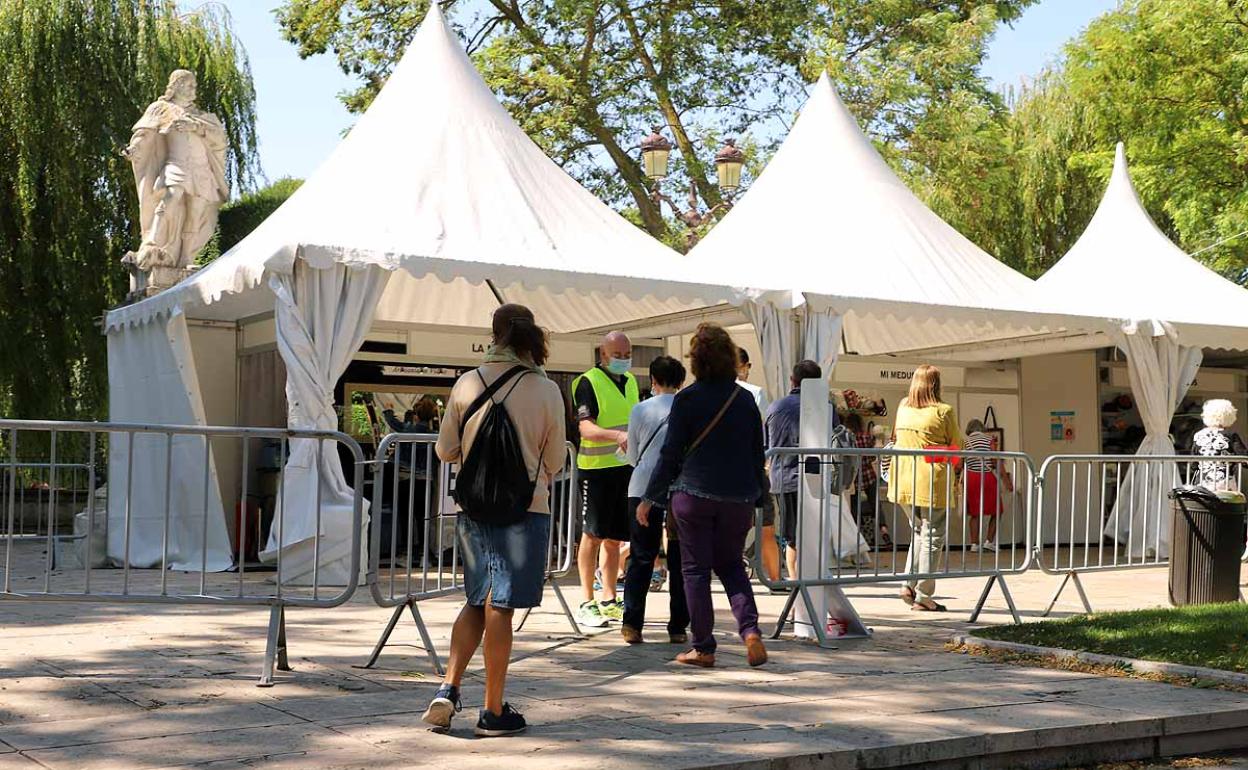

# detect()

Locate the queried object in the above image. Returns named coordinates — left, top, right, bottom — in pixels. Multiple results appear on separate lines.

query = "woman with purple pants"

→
left=637, top=323, right=769, bottom=668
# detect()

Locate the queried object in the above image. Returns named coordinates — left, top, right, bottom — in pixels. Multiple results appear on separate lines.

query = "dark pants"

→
left=671, top=492, right=761, bottom=654
left=623, top=498, right=689, bottom=634
left=851, top=485, right=878, bottom=546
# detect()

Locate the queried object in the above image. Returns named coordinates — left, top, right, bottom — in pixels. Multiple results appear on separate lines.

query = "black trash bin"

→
left=1168, top=486, right=1247, bottom=606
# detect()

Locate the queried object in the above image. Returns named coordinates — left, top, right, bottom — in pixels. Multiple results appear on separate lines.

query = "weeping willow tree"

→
left=0, top=0, right=258, bottom=421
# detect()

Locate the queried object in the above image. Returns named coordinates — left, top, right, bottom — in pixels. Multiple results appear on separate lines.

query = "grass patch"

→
left=976, top=603, right=1248, bottom=673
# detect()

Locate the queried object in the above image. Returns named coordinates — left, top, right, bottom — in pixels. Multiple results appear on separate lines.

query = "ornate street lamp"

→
left=715, top=138, right=745, bottom=193
left=640, top=126, right=672, bottom=181
left=638, top=127, right=744, bottom=249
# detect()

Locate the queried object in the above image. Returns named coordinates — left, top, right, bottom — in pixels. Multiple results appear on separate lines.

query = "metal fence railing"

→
left=760, top=446, right=1036, bottom=639
left=360, top=435, right=580, bottom=674
left=0, top=419, right=366, bottom=686
left=6, top=417, right=1244, bottom=681
left=1035, top=453, right=1247, bottom=615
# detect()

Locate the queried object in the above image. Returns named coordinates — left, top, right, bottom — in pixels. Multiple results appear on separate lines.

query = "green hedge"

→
left=198, top=178, right=303, bottom=264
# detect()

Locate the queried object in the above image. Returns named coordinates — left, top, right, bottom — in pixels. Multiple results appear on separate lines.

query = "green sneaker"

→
left=577, top=600, right=608, bottom=628
left=599, top=599, right=624, bottom=622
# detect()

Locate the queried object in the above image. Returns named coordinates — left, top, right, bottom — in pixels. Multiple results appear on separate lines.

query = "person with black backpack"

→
left=421, top=304, right=566, bottom=738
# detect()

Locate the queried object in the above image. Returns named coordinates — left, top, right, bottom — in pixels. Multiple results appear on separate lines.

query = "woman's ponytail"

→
left=492, top=303, right=549, bottom=366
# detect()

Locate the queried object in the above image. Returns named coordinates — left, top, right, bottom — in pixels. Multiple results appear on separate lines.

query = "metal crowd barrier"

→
left=0, top=419, right=366, bottom=687
left=0, top=461, right=94, bottom=541
left=360, top=435, right=580, bottom=674
left=1035, top=453, right=1247, bottom=615
left=760, top=446, right=1036, bottom=637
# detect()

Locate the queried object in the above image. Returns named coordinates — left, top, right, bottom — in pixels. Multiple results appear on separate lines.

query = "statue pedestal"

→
left=125, top=264, right=197, bottom=303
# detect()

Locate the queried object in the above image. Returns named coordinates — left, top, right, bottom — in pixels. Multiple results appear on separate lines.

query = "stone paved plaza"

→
left=1, top=559, right=1246, bottom=769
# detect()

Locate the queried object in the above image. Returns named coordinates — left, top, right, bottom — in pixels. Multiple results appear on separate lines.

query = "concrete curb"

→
left=952, top=633, right=1248, bottom=688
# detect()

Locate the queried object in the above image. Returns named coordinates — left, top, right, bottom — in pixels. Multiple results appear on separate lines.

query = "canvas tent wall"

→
left=102, top=5, right=743, bottom=584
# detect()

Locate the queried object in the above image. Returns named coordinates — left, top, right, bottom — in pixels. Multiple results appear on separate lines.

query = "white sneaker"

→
left=577, top=600, right=608, bottom=628
left=968, top=543, right=981, bottom=553
left=982, top=542, right=999, bottom=553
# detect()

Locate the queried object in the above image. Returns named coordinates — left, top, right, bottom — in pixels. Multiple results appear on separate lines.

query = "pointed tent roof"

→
left=105, top=6, right=731, bottom=332
left=1035, top=143, right=1248, bottom=349
left=686, top=73, right=1064, bottom=355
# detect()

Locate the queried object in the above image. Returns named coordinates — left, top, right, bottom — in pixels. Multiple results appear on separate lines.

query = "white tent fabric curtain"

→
left=802, top=308, right=843, bottom=381
left=798, top=308, right=865, bottom=560
left=261, top=261, right=391, bottom=585
left=106, top=310, right=233, bottom=571
left=742, top=299, right=795, bottom=403
left=1102, top=321, right=1202, bottom=559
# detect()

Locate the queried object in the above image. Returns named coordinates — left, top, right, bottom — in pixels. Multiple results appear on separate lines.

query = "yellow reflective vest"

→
left=572, top=367, right=639, bottom=470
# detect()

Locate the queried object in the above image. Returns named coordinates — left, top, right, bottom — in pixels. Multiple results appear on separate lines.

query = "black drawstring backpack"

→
left=453, top=366, right=541, bottom=526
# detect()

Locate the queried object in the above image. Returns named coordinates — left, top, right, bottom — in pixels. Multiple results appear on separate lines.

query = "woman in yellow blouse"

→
left=887, top=365, right=962, bottom=612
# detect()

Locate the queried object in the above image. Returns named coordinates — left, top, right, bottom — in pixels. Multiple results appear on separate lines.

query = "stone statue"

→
left=122, top=69, right=228, bottom=295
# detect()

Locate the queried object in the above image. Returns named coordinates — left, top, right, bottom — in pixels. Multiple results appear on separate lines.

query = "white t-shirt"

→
left=738, top=378, right=768, bottom=417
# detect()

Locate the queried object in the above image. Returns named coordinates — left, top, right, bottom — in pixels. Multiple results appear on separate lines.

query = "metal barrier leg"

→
left=771, top=589, right=799, bottom=639
left=969, top=575, right=1021, bottom=625
left=258, top=604, right=291, bottom=688
left=548, top=580, right=583, bottom=637
left=1042, top=572, right=1092, bottom=617
left=360, top=602, right=411, bottom=669
left=359, top=600, right=444, bottom=676
left=513, top=579, right=582, bottom=636
left=514, top=607, right=533, bottom=633
left=408, top=602, right=444, bottom=676
left=1070, top=572, right=1093, bottom=615
left=796, top=586, right=833, bottom=648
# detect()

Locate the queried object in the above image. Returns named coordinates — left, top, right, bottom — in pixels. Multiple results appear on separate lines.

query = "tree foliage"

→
left=1008, top=0, right=1248, bottom=280
left=0, top=0, right=259, bottom=420
left=276, top=0, right=1030, bottom=249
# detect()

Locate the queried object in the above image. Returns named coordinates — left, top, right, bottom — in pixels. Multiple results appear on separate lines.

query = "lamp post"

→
left=639, top=126, right=744, bottom=249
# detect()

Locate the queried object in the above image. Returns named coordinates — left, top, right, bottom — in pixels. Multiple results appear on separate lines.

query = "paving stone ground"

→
left=1, top=545, right=1246, bottom=769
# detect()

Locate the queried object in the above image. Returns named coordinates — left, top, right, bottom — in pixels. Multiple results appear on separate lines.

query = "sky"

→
left=214, top=0, right=1122, bottom=186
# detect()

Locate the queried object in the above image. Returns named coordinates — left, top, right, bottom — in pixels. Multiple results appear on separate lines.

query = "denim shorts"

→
left=458, top=512, right=551, bottom=610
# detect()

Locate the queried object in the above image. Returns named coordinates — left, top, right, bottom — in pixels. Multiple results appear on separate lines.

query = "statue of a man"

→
left=123, top=70, right=229, bottom=276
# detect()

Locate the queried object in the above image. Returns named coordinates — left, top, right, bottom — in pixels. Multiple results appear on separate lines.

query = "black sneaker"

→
left=421, top=684, right=461, bottom=733
left=474, top=702, right=527, bottom=737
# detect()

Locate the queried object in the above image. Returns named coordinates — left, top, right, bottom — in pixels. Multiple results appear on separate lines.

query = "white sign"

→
left=1109, top=365, right=1240, bottom=394
left=439, top=462, right=460, bottom=515
left=381, top=365, right=458, bottom=378
left=401, top=329, right=596, bottom=372
left=833, top=360, right=966, bottom=388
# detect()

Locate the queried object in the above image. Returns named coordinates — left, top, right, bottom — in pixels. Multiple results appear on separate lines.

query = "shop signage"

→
left=381, top=365, right=457, bottom=378
left=1109, top=366, right=1240, bottom=394
left=403, top=329, right=594, bottom=371
left=833, top=360, right=966, bottom=388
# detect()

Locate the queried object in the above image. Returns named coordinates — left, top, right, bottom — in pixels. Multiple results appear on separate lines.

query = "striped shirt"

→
left=964, top=431, right=996, bottom=472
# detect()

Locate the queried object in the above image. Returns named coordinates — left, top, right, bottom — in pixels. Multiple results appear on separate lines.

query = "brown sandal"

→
left=911, top=600, right=947, bottom=612
left=899, top=587, right=916, bottom=606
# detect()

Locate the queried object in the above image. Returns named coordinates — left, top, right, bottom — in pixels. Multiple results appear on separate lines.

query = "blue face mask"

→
left=606, top=358, right=632, bottom=376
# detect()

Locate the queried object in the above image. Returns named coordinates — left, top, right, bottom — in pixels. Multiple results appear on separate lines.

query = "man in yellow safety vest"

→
left=571, top=331, right=639, bottom=628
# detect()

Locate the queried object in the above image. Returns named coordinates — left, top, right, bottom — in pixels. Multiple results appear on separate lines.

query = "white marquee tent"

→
left=103, top=5, right=742, bottom=583
left=1032, top=144, right=1248, bottom=558
left=683, top=73, right=1093, bottom=399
